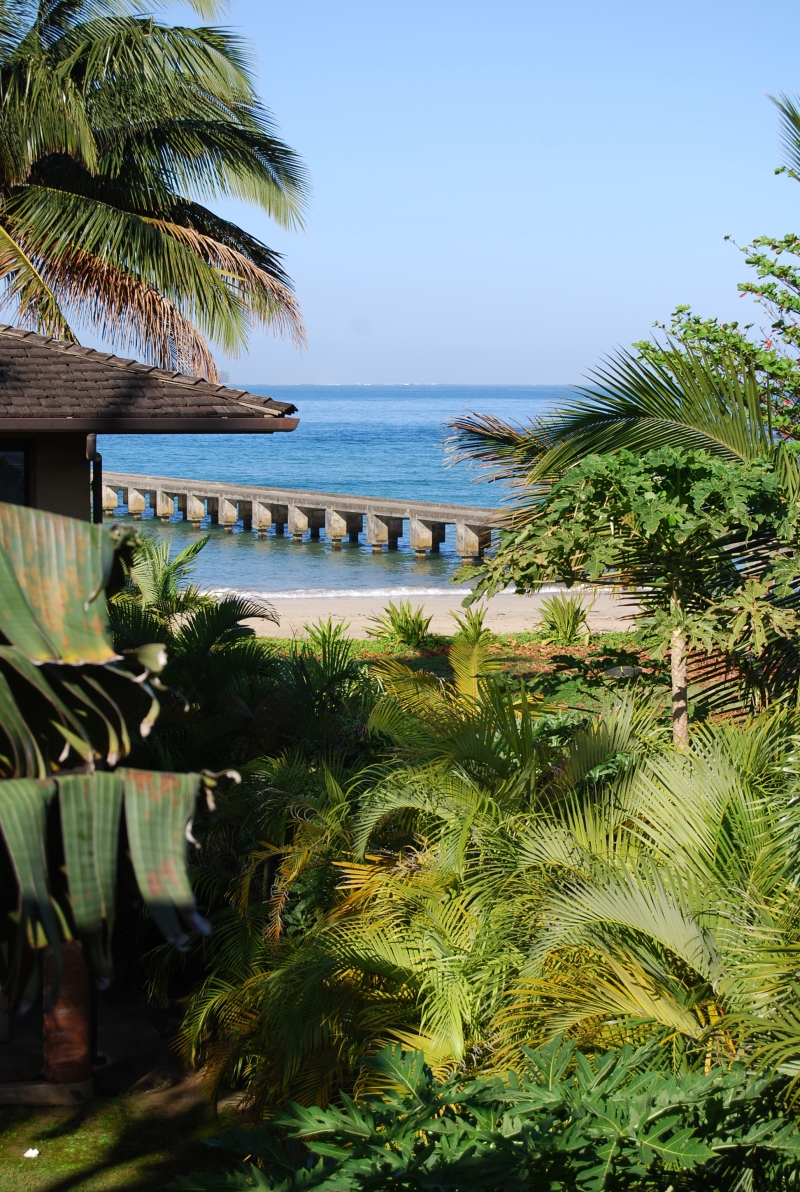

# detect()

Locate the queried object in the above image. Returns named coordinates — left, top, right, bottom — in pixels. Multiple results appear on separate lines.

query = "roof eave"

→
left=0, top=417, right=300, bottom=434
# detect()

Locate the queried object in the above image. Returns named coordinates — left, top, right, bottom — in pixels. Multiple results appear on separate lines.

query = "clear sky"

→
left=189, top=2, right=800, bottom=383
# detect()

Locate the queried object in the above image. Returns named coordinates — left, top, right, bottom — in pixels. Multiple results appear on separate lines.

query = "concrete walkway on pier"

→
left=228, top=588, right=638, bottom=639
left=104, top=471, right=496, bottom=560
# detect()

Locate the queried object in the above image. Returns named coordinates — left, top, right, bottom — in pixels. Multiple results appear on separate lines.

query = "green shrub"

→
left=172, top=1038, right=800, bottom=1191
left=539, top=590, right=591, bottom=645
left=366, top=600, right=433, bottom=650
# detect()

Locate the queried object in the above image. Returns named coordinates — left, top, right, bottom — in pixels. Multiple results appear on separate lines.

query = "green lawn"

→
left=0, top=1094, right=235, bottom=1191
left=297, top=628, right=669, bottom=708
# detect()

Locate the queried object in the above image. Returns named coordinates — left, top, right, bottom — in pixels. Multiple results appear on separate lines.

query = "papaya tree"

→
left=463, top=446, right=800, bottom=744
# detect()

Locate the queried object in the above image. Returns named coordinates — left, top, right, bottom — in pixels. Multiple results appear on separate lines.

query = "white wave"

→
left=205, top=585, right=567, bottom=600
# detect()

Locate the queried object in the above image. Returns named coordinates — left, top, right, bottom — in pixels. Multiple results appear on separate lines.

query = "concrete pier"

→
left=104, top=472, right=496, bottom=563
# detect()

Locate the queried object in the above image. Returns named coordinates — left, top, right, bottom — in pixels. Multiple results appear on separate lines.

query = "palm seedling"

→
left=113, top=531, right=213, bottom=620
left=366, top=601, right=434, bottom=651
left=538, top=591, right=592, bottom=646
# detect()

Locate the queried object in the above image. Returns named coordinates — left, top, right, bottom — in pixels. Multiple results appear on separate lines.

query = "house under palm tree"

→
left=0, top=326, right=299, bottom=522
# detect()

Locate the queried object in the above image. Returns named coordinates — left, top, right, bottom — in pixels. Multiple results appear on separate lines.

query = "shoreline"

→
left=234, top=587, right=638, bottom=639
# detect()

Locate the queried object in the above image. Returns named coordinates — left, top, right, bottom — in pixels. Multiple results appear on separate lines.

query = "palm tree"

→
left=0, top=0, right=308, bottom=377
left=450, top=349, right=800, bottom=724
left=164, top=621, right=666, bottom=1109
left=490, top=709, right=800, bottom=1071
left=449, top=348, right=797, bottom=517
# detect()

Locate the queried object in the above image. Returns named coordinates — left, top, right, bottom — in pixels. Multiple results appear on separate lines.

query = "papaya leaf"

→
left=363, top=1043, right=428, bottom=1104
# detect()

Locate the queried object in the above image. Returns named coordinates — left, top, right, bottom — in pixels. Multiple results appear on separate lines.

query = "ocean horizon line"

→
left=230, top=381, right=578, bottom=390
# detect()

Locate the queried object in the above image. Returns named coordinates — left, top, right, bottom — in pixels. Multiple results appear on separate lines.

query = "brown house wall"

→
left=31, top=434, right=89, bottom=521
left=6, top=429, right=293, bottom=524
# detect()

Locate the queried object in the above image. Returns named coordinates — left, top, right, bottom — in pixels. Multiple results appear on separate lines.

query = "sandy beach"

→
left=235, top=587, right=638, bottom=639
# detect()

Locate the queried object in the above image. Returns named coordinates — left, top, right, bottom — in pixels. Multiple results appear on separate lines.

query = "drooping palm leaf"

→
left=449, top=347, right=799, bottom=528
left=57, top=770, right=123, bottom=979
left=0, top=777, right=60, bottom=962
left=0, top=0, right=310, bottom=371
left=119, top=767, right=210, bottom=946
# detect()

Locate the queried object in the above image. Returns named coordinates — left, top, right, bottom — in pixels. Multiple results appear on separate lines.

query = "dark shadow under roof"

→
left=0, top=326, right=299, bottom=434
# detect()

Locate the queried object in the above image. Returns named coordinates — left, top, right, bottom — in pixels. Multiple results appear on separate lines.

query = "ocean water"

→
left=99, top=385, right=569, bottom=593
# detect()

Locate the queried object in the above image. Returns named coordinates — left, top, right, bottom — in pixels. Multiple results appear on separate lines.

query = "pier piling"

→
left=104, top=473, right=496, bottom=562
left=288, top=504, right=308, bottom=542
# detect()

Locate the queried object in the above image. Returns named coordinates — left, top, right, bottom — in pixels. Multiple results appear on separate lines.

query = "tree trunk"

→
left=671, top=627, right=689, bottom=747
left=43, top=940, right=92, bottom=1085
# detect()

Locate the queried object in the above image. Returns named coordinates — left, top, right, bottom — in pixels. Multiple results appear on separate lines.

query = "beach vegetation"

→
left=366, top=600, right=435, bottom=651
left=461, top=444, right=800, bottom=742
left=173, top=1039, right=800, bottom=1192
left=114, top=530, right=214, bottom=618
left=14, top=136, right=800, bottom=1190
left=537, top=590, right=592, bottom=646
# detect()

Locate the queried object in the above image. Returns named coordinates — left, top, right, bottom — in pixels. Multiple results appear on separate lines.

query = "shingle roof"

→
left=0, top=325, right=299, bottom=434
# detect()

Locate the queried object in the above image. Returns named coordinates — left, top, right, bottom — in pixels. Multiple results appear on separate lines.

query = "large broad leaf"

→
left=0, top=501, right=121, bottom=663
left=0, top=778, right=59, bottom=958
left=1, top=769, right=210, bottom=984
left=0, top=666, right=45, bottom=777
left=120, top=768, right=210, bottom=946
left=58, top=772, right=124, bottom=982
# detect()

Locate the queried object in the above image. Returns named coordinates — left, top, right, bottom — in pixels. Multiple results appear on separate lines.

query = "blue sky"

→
left=193, top=2, right=800, bottom=383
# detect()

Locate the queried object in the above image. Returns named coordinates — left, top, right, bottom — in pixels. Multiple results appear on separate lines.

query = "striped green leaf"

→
left=121, top=768, right=209, bottom=946
left=0, top=501, right=119, bottom=663
left=58, top=772, right=124, bottom=981
left=0, top=667, right=45, bottom=778
left=0, top=778, right=59, bottom=954
left=0, top=645, right=95, bottom=763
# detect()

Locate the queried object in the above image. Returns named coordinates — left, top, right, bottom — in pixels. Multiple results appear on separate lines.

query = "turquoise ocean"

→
left=99, top=385, right=569, bottom=594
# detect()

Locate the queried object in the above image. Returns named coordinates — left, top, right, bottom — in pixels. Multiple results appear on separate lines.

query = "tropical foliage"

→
left=17, top=84, right=800, bottom=1192
left=174, top=1040, right=800, bottom=1192
left=0, top=0, right=308, bottom=375
left=538, top=591, right=592, bottom=646
left=461, top=445, right=800, bottom=740
left=366, top=601, right=434, bottom=651
left=116, top=336, right=800, bottom=1192
left=448, top=347, right=796, bottom=507
left=0, top=501, right=213, bottom=1002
